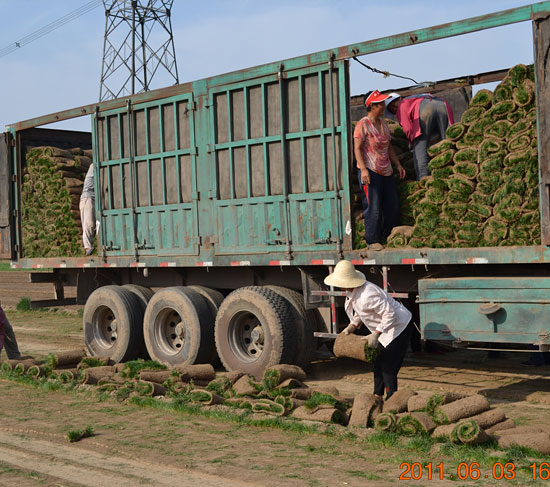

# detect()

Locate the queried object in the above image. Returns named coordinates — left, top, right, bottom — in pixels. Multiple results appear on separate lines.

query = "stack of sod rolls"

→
left=21, top=146, right=93, bottom=257
left=387, top=64, right=539, bottom=249
left=352, top=121, right=414, bottom=249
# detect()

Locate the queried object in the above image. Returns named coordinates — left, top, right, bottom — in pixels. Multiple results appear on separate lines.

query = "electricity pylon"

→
left=99, top=0, right=179, bottom=101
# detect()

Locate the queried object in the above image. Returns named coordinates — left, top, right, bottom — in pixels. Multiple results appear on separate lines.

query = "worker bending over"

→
left=325, top=260, right=412, bottom=399
left=80, top=164, right=95, bottom=256
left=385, top=93, right=454, bottom=180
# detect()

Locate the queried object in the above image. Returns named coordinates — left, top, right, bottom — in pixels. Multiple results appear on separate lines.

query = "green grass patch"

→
left=16, top=297, right=32, bottom=312
left=67, top=425, right=93, bottom=442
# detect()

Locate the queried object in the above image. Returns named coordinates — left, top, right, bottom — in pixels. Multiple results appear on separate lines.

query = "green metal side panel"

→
left=205, top=61, right=350, bottom=255
left=419, top=277, right=550, bottom=346
left=93, top=93, right=199, bottom=257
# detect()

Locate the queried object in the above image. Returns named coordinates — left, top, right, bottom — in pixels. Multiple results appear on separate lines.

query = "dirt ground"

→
left=1, top=273, right=550, bottom=486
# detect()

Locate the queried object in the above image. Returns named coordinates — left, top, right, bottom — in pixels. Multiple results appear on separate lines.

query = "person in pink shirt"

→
left=354, top=90, right=406, bottom=250
left=385, top=93, right=454, bottom=180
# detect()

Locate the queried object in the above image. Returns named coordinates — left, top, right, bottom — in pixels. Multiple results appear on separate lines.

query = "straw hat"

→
left=323, top=260, right=366, bottom=288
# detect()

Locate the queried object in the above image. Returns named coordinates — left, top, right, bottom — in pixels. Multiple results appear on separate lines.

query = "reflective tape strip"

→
left=32, top=264, right=43, bottom=269
left=311, top=259, right=335, bottom=265
left=401, top=258, right=429, bottom=265
left=230, top=261, right=251, bottom=266
left=159, top=262, right=177, bottom=267
left=195, top=261, right=213, bottom=267
left=78, top=263, right=91, bottom=268
left=130, top=262, right=146, bottom=268
left=54, top=264, right=67, bottom=268
left=465, top=258, right=489, bottom=264
left=269, top=260, right=291, bottom=266
left=10, top=262, right=18, bottom=269
left=351, top=259, right=376, bottom=265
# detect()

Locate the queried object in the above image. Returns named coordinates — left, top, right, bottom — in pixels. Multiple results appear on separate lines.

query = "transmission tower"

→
left=99, top=0, right=179, bottom=101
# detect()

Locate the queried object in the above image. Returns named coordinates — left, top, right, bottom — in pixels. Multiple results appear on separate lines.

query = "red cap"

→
left=365, top=90, right=389, bottom=107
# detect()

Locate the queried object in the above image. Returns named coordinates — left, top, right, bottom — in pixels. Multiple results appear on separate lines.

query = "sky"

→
left=0, top=0, right=539, bottom=132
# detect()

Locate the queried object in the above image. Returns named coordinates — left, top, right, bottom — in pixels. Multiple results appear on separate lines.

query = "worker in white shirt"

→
left=324, top=260, right=412, bottom=399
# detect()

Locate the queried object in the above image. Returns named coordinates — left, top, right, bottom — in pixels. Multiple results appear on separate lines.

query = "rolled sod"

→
left=432, top=166, right=453, bottom=180
left=452, top=419, right=490, bottom=445
left=383, top=390, right=417, bottom=414
left=486, top=101, right=515, bottom=120
left=483, top=218, right=508, bottom=245
left=26, top=365, right=46, bottom=378
left=469, top=89, right=493, bottom=109
left=397, top=412, right=436, bottom=435
left=0, top=360, right=20, bottom=373
left=278, top=377, right=306, bottom=390
left=49, top=349, right=87, bottom=368
left=252, top=399, right=286, bottom=416
left=348, top=393, right=383, bottom=428
left=433, top=394, right=490, bottom=425
left=485, top=418, right=516, bottom=435
left=138, top=370, right=175, bottom=384
left=478, top=137, right=505, bottom=163
left=432, top=423, right=458, bottom=439
left=493, top=424, right=546, bottom=436
left=427, top=139, right=456, bottom=157
left=80, top=366, right=116, bottom=385
left=333, top=333, right=380, bottom=363
left=467, top=116, right=494, bottom=136
left=189, top=388, right=223, bottom=405
left=232, top=375, right=261, bottom=396
left=13, top=360, right=38, bottom=375
left=494, top=83, right=513, bottom=103
left=176, top=364, right=216, bottom=382
left=428, top=150, right=455, bottom=170
left=57, top=368, right=78, bottom=383
left=508, top=119, right=531, bottom=139
left=374, top=412, right=397, bottom=432
left=466, top=408, right=506, bottom=430
left=425, top=392, right=465, bottom=413
left=453, top=162, right=478, bottom=180
left=265, top=364, right=307, bottom=384
left=508, top=134, right=531, bottom=152
left=495, top=432, right=550, bottom=455
left=406, top=393, right=432, bottom=412
left=513, top=79, right=535, bottom=107
left=291, top=387, right=313, bottom=401
left=445, top=124, right=466, bottom=141
left=447, top=175, right=475, bottom=195
left=461, top=106, right=485, bottom=125
left=292, top=405, right=346, bottom=424
left=485, top=120, right=512, bottom=139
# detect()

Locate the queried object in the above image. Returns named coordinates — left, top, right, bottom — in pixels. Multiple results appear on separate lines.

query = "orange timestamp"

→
left=399, top=462, right=550, bottom=480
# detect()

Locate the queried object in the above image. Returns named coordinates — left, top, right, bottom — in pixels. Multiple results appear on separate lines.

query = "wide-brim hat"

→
left=365, top=90, right=389, bottom=108
left=324, top=260, right=366, bottom=288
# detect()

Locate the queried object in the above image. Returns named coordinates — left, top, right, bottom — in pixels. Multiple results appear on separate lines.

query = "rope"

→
left=352, top=56, right=425, bottom=86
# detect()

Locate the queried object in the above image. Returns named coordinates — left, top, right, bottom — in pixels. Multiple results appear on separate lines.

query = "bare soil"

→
left=1, top=272, right=550, bottom=486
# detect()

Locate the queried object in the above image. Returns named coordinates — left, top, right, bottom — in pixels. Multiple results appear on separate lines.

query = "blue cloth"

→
left=358, top=168, right=400, bottom=244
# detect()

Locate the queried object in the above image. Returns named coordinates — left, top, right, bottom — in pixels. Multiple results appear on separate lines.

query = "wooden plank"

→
left=534, top=13, right=550, bottom=245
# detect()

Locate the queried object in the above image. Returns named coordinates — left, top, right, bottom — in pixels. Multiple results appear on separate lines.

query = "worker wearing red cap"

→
left=354, top=90, right=406, bottom=250
left=385, top=92, right=454, bottom=180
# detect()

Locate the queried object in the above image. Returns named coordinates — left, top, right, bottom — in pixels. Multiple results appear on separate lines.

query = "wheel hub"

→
left=228, top=312, right=265, bottom=363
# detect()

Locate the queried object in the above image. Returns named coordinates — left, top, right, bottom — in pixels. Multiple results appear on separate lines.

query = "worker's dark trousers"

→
left=412, top=97, right=451, bottom=180
left=2, top=318, right=21, bottom=360
left=373, top=323, right=412, bottom=399
left=358, top=168, right=400, bottom=245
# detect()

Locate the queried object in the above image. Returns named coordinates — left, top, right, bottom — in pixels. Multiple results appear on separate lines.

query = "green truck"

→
left=1, top=3, right=550, bottom=375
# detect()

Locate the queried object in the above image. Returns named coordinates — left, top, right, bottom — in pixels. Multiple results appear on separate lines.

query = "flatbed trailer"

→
left=2, top=3, right=550, bottom=375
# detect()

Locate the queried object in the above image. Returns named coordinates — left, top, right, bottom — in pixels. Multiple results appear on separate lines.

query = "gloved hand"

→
left=361, top=332, right=380, bottom=348
left=341, top=323, right=357, bottom=335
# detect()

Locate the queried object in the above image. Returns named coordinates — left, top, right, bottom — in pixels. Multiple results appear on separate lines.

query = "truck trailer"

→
left=2, top=3, right=550, bottom=376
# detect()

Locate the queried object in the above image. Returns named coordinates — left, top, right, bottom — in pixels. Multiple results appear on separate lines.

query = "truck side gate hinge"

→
left=11, top=174, right=17, bottom=182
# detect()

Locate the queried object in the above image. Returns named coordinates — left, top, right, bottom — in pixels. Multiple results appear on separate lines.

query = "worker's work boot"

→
left=368, top=243, right=384, bottom=251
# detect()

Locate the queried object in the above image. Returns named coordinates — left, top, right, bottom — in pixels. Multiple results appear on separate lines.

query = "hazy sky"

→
left=0, top=0, right=538, bottom=132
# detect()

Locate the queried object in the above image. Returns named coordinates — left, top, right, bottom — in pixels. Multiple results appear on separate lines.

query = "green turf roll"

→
left=454, top=148, right=478, bottom=163
left=478, top=137, right=505, bottom=163
left=456, top=132, right=484, bottom=149
left=467, top=116, right=494, bottom=136
left=427, top=139, right=456, bottom=157
left=508, top=134, right=531, bottom=152
left=447, top=191, right=470, bottom=204
left=486, top=101, right=515, bottom=120
left=432, top=166, right=453, bottom=180
left=408, top=237, right=427, bottom=248
left=452, top=419, right=490, bottom=445
left=461, top=211, right=485, bottom=225
left=428, top=150, right=455, bottom=170
left=508, top=64, right=527, bottom=87
left=445, top=123, right=466, bottom=141
left=469, top=89, right=493, bottom=109
left=374, top=412, right=397, bottom=432
left=523, top=188, right=540, bottom=211
left=507, top=119, right=531, bottom=140
left=483, top=217, right=508, bottom=245
left=494, top=194, right=523, bottom=222
left=398, top=412, right=436, bottom=436
left=479, top=154, right=504, bottom=173
left=513, top=79, right=535, bottom=107
left=461, top=106, right=484, bottom=125
left=425, top=188, right=446, bottom=204
left=493, top=83, right=513, bottom=103
left=447, top=175, right=475, bottom=195
left=525, top=107, right=537, bottom=122
left=442, top=203, right=466, bottom=221
left=453, top=161, right=478, bottom=180
left=470, top=202, right=493, bottom=219
left=485, top=120, right=512, bottom=139
left=506, top=110, right=524, bottom=124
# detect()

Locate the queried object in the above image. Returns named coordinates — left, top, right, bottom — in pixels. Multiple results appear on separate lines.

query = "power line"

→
left=0, top=0, right=102, bottom=59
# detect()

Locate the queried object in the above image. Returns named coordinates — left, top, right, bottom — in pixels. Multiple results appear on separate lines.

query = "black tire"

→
left=143, top=286, right=215, bottom=367
left=122, top=284, right=155, bottom=359
left=215, top=286, right=295, bottom=378
left=188, top=286, right=224, bottom=364
left=265, top=286, right=318, bottom=370
left=83, top=285, right=145, bottom=363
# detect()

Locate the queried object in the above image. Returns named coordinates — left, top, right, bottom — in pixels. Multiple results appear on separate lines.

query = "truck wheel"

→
left=265, top=286, right=318, bottom=370
left=188, top=286, right=224, bottom=364
left=83, top=285, right=145, bottom=363
left=122, top=284, right=155, bottom=359
left=215, top=286, right=295, bottom=378
left=143, top=287, right=215, bottom=367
